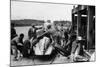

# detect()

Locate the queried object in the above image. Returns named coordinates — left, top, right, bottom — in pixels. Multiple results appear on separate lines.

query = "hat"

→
left=77, top=36, right=82, bottom=40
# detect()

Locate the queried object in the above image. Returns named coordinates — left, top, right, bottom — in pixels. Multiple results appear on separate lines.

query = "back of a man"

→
left=28, top=25, right=37, bottom=40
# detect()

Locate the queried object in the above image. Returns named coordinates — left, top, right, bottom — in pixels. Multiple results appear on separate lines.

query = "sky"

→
left=11, top=1, right=74, bottom=21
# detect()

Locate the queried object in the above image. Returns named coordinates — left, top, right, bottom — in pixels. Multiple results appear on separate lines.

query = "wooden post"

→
left=87, top=6, right=93, bottom=50
left=77, top=7, right=81, bottom=37
left=72, top=13, right=74, bottom=33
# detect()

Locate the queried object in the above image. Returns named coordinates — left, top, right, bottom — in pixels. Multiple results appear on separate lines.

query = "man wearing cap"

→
left=43, top=20, right=56, bottom=33
left=70, top=36, right=91, bottom=62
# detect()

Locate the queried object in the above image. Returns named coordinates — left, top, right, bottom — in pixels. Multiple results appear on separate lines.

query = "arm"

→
left=36, top=26, right=43, bottom=30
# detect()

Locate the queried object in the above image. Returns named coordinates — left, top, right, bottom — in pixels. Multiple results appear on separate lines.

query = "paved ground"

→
left=10, top=53, right=72, bottom=66
left=10, top=49, right=95, bottom=66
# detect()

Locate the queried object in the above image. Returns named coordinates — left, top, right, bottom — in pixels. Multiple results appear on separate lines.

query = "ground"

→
left=11, top=54, right=72, bottom=66
left=10, top=49, right=95, bottom=66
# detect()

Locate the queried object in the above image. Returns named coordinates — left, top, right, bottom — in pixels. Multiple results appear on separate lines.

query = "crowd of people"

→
left=11, top=20, right=95, bottom=62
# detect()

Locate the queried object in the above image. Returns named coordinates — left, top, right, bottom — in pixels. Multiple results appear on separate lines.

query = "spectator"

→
left=11, top=23, right=17, bottom=40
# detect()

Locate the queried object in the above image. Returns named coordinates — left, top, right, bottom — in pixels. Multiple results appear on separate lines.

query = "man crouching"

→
left=11, top=33, right=24, bottom=61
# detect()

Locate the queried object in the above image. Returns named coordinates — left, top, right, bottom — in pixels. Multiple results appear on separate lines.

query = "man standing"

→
left=11, top=23, right=17, bottom=40
left=28, top=24, right=42, bottom=40
left=28, top=24, right=37, bottom=40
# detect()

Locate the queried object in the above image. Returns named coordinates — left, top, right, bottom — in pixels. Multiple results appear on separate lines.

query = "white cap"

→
left=77, top=36, right=82, bottom=40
